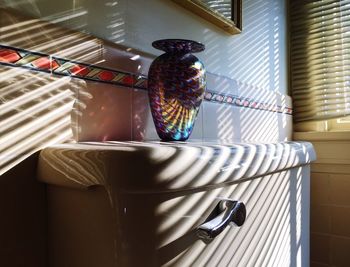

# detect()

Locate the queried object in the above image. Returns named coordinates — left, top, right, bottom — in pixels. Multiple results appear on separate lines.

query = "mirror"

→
left=172, top=0, right=242, bottom=35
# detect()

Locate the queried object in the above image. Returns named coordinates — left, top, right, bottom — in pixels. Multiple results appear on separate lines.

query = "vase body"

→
left=148, top=39, right=206, bottom=141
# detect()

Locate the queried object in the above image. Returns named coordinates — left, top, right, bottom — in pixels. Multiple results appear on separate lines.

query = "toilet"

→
left=37, top=141, right=315, bottom=267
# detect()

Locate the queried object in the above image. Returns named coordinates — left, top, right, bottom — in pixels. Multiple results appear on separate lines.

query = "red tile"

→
left=51, top=59, right=60, bottom=70
left=122, top=75, right=135, bottom=86
left=31, top=56, right=51, bottom=70
left=0, top=48, right=20, bottom=63
left=98, top=70, right=115, bottom=81
left=70, top=65, right=90, bottom=77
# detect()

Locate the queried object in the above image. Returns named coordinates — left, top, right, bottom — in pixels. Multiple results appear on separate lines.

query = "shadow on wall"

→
left=202, top=0, right=287, bottom=142
left=122, top=0, right=286, bottom=92
left=238, top=84, right=289, bottom=142
left=237, top=0, right=286, bottom=142
left=0, top=65, right=77, bottom=175
left=204, top=74, right=290, bottom=142
left=2, top=0, right=286, bottom=92
left=0, top=5, right=152, bottom=175
left=0, top=8, right=105, bottom=175
left=0, top=0, right=291, bottom=175
left=122, top=0, right=290, bottom=142
left=0, top=0, right=127, bottom=43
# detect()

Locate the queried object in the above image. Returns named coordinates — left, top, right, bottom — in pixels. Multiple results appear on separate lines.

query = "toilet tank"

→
left=37, top=141, right=315, bottom=267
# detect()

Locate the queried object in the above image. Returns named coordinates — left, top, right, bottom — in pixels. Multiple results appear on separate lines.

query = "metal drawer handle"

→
left=196, top=200, right=246, bottom=243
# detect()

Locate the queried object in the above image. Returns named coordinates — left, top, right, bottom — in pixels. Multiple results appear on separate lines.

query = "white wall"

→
left=0, top=0, right=288, bottom=94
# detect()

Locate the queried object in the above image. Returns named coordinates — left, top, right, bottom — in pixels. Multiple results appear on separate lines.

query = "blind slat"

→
left=291, top=0, right=350, bottom=122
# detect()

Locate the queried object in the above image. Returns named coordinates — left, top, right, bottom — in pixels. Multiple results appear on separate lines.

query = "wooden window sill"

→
left=294, top=131, right=350, bottom=142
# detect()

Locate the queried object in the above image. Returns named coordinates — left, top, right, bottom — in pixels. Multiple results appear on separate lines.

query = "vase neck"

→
left=152, top=39, right=205, bottom=54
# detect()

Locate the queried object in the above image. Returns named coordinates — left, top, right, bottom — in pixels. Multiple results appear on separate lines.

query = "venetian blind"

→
left=290, top=0, right=350, bottom=122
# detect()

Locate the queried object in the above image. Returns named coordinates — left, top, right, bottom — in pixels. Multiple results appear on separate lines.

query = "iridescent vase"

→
left=148, top=39, right=206, bottom=141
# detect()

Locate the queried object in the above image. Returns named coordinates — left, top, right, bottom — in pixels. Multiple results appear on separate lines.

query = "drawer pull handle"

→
left=196, top=200, right=246, bottom=243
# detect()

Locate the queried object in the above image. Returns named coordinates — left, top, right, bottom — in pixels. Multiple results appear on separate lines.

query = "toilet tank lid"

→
left=37, top=141, right=316, bottom=192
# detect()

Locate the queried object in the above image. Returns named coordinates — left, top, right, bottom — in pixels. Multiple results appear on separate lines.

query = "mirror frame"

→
left=172, top=0, right=242, bottom=35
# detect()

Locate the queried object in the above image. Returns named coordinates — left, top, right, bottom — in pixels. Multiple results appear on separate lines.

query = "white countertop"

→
left=37, top=141, right=316, bottom=193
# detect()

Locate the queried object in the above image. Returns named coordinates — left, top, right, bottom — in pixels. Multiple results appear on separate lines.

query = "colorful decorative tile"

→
left=0, top=48, right=21, bottom=63
left=0, top=44, right=293, bottom=115
left=0, top=45, right=51, bottom=73
left=204, top=89, right=292, bottom=115
left=134, top=75, right=148, bottom=89
left=51, top=56, right=136, bottom=87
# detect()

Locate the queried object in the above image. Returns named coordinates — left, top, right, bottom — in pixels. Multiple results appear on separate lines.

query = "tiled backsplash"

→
left=0, top=44, right=148, bottom=90
left=0, top=44, right=292, bottom=116
left=0, top=43, right=293, bottom=142
left=0, top=7, right=292, bottom=173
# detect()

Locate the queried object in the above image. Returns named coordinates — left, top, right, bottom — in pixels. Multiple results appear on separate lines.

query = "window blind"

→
left=290, top=0, right=350, bottom=122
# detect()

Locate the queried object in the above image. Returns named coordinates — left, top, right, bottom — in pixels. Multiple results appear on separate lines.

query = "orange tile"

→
left=313, top=142, right=350, bottom=162
left=311, top=172, right=330, bottom=205
left=310, top=261, right=330, bottom=267
left=329, top=174, right=350, bottom=206
left=311, top=205, right=331, bottom=234
left=330, top=206, right=350, bottom=238
left=331, top=236, right=350, bottom=267
left=310, top=233, right=331, bottom=264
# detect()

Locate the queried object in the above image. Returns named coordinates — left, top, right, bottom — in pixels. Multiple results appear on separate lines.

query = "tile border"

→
left=0, top=44, right=292, bottom=115
left=0, top=44, right=148, bottom=89
left=204, top=91, right=293, bottom=114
